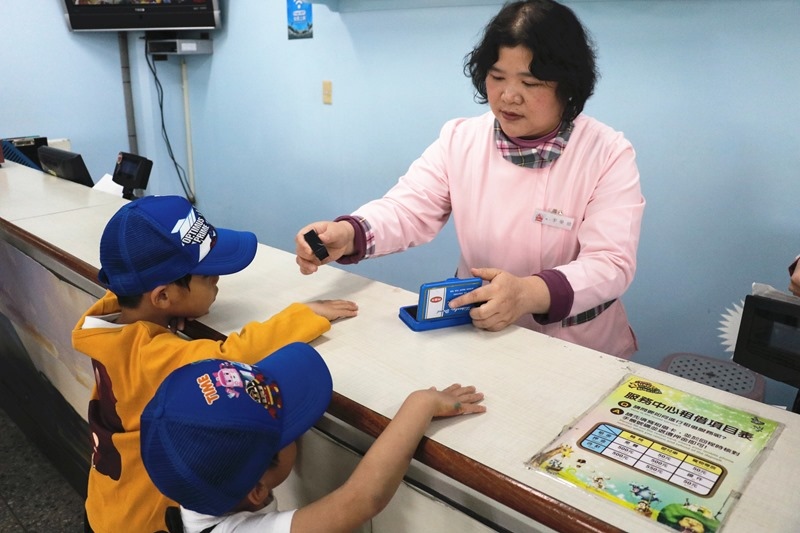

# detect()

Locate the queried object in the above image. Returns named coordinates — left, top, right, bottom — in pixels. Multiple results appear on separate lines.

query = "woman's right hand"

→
left=295, top=220, right=355, bottom=274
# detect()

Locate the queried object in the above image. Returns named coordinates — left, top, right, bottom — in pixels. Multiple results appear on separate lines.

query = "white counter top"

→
left=2, top=161, right=797, bottom=532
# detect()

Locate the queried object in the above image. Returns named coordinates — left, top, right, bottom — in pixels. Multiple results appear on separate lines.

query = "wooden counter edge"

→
left=0, top=216, right=623, bottom=533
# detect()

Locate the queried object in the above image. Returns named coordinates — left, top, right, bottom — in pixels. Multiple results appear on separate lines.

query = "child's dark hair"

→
left=116, top=273, right=193, bottom=308
left=463, top=0, right=598, bottom=122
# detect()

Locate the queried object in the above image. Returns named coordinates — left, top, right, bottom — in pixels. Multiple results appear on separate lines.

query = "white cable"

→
left=181, top=57, right=196, bottom=200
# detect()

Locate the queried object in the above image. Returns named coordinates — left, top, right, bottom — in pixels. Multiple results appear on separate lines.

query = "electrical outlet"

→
left=322, top=80, right=332, bottom=105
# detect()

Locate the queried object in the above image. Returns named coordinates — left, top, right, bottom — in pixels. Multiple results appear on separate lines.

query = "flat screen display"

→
left=62, top=0, right=221, bottom=32
left=767, top=320, right=800, bottom=353
left=733, top=295, right=800, bottom=387
left=37, top=146, right=95, bottom=188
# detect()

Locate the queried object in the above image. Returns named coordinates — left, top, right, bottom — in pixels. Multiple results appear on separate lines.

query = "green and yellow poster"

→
left=527, top=375, right=781, bottom=532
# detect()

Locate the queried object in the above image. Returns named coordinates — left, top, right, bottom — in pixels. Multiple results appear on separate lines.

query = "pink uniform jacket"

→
left=354, top=112, right=645, bottom=358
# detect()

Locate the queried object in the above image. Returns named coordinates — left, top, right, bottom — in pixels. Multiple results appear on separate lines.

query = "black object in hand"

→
left=303, top=229, right=329, bottom=261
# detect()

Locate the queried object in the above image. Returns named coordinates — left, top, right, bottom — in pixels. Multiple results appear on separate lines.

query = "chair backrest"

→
left=658, top=352, right=766, bottom=401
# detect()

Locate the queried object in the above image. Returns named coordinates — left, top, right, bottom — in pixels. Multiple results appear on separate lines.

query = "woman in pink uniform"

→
left=295, top=0, right=645, bottom=359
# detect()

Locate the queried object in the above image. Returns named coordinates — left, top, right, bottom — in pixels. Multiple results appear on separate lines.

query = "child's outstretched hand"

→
left=427, top=384, right=486, bottom=418
left=306, top=299, right=359, bottom=321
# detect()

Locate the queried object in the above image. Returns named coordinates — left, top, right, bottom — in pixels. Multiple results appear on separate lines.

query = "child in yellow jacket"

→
left=72, top=195, right=357, bottom=533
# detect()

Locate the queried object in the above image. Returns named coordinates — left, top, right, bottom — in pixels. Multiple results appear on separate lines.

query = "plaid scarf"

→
left=494, top=119, right=573, bottom=169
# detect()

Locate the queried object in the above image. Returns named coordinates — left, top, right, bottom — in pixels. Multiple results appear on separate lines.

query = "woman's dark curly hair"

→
left=464, top=0, right=598, bottom=122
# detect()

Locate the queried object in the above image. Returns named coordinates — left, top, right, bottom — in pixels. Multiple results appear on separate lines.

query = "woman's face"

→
left=486, top=46, right=565, bottom=139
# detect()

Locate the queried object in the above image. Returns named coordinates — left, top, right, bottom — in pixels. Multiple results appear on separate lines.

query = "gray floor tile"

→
left=0, top=497, right=25, bottom=533
left=0, top=407, right=84, bottom=532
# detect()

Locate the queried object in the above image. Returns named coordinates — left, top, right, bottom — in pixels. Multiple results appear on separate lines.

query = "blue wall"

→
left=2, top=0, right=799, bottom=406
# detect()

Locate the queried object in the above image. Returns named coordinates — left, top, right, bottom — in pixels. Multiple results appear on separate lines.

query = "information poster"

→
left=287, top=1, right=313, bottom=40
left=526, top=375, right=781, bottom=532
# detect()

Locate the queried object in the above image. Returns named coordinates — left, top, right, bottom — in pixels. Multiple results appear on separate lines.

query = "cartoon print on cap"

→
left=246, top=375, right=282, bottom=419
left=214, top=362, right=245, bottom=398
left=209, top=361, right=283, bottom=419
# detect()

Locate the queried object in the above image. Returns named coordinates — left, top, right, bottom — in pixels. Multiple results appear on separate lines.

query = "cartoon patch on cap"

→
left=204, top=362, right=282, bottom=419
left=214, top=362, right=245, bottom=398
left=246, top=377, right=282, bottom=420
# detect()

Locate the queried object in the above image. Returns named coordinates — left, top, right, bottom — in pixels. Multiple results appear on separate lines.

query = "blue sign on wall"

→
left=287, top=1, right=313, bottom=40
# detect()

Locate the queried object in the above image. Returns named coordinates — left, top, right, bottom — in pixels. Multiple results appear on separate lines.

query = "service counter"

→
left=1, top=161, right=798, bottom=532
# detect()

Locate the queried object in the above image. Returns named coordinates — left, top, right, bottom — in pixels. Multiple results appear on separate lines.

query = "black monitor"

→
left=1, top=140, right=39, bottom=170
left=61, top=0, right=221, bottom=32
left=3, top=136, right=47, bottom=167
left=37, top=146, right=95, bottom=188
left=733, top=294, right=800, bottom=411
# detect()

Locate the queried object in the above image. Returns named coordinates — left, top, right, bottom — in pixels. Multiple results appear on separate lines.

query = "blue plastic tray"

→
left=398, top=277, right=482, bottom=331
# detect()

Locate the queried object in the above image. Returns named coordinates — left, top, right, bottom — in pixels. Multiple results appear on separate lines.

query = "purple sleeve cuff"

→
left=333, top=215, right=367, bottom=265
left=532, top=269, right=574, bottom=325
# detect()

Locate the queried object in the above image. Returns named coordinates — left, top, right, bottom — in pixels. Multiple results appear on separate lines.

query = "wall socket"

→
left=322, top=80, right=332, bottom=105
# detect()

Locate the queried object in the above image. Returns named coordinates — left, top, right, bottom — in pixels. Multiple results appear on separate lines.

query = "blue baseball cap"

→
left=140, top=342, right=333, bottom=516
left=98, top=195, right=257, bottom=296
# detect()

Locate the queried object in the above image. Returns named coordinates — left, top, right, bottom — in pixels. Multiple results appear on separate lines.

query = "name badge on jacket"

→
left=534, top=209, right=574, bottom=230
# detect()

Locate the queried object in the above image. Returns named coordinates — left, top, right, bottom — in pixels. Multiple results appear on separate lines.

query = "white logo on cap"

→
left=171, top=208, right=213, bottom=261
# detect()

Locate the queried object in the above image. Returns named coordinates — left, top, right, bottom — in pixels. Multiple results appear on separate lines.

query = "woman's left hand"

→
left=449, top=267, right=550, bottom=331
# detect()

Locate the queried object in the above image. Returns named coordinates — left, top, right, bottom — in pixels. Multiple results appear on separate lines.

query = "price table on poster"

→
left=580, top=423, right=725, bottom=497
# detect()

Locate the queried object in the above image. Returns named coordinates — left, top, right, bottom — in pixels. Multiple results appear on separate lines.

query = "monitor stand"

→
left=121, top=187, right=146, bottom=200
